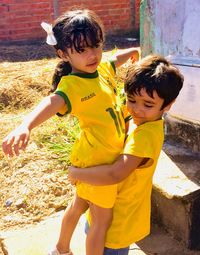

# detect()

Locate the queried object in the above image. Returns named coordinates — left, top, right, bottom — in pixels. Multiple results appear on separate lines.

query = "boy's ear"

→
left=57, top=49, right=70, bottom=62
left=163, top=100, right=175, bottom=112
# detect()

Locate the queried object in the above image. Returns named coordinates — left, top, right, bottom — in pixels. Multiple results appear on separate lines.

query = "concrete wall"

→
left=0, top=0, right=140, bottom=43
left=140, top=0, right=200, bottom=123
left=140, top=0, right=200, bottom=62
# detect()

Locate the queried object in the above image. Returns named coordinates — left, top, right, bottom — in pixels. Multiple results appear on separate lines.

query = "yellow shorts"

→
left=76, top=182, right=117, bottom=208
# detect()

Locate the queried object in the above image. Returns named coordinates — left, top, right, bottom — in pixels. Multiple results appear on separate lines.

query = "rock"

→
left=15, top=198, right=27, bottom=209
left=5, top=199, right=13, bottom=207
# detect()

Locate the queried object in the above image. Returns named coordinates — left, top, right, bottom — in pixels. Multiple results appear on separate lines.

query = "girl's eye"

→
left=77, top=49, right=84, bottom=54
left=78, top=47, right=88, bottom=53
left=99, top=43, right=103, bottom=48
left=91, top=44, right=100, bottom=49
left=95, top=42, right=103, bottom=49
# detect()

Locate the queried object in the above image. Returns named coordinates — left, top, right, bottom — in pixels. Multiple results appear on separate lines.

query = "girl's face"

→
left=59, top=42, right=103, bottom=74
left=126, top=88, right=171, bottom=126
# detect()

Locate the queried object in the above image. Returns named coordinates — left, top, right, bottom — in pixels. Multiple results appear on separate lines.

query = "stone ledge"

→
left=164, top=114, right=200, bottom=152
left=152, top=147, right=200, bottom=250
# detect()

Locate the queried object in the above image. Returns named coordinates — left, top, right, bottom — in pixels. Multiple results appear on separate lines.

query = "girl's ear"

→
left=163, top=100, right=175, bottom=112
left=57, top=49, right=70, bottom=62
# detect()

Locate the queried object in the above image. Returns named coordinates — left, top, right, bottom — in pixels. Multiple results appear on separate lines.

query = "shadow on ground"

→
left=0, top=34, right=139, bottom=62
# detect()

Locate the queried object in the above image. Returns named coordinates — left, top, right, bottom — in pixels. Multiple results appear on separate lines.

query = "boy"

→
left=68, top=54, right=184, bottom=254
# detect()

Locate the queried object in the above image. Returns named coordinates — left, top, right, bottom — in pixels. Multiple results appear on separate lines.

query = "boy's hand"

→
left=2, top=125, right=30, bottom=157
left=68, top=166, right=77, bottom=185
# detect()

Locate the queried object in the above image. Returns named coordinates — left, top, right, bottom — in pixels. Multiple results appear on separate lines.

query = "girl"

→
left=2, top=8, right=139, bottom=255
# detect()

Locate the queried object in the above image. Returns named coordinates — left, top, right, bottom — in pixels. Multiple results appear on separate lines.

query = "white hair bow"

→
left=41, top=22, right=57, bottom=46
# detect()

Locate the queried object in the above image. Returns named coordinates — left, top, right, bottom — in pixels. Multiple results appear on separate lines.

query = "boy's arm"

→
left=68, top=154, right=145, bottom=185
left=2, top=94, right=66, bottom=157
left=112, top=47, right=140, bottom=68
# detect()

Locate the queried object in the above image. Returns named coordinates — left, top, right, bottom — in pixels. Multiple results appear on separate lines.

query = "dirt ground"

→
left=0, top=35, right=139, bottom=233
left=0, top=55, right=74, bottom=232
left=0, top=34, right=139, bottom=62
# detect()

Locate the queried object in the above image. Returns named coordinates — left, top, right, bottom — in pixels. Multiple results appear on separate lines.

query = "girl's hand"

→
left=131, top=47, right=140, bottom=63
left=2, top=125, right=30, bottom=157
left=68, top=166, right=78, bottom=185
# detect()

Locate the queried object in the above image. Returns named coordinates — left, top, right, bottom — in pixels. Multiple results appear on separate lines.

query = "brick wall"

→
left=0, top=0, right=140, bottom=43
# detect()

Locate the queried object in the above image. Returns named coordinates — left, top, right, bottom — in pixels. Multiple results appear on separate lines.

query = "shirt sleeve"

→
left=54, top=77, right=72, bottom=115
left=123, top=128, right=156, bottom=168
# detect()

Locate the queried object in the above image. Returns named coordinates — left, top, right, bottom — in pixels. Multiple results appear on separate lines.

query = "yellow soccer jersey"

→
left=55, top=61, right=125, bottom=208
left=104, top=119, right=164, bottom=248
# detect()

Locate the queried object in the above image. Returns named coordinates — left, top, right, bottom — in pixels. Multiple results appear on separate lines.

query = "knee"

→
left=92, top=210, right=113, bottom=231
left=67, top=199, right=87, bottom=217
left=102, top=213, right=113, bottom=230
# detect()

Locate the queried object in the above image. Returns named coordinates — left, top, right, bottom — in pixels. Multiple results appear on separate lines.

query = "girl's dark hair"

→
left=50, top=9, right=104, bottom=92
left=124, top=55, right=184, bottom=109
left=51, top=60, right=72, bottom=92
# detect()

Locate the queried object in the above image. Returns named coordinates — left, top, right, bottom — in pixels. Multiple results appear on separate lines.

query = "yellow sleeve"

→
left=123, top=128, right=155, bottom=167
left=54, top=76, right=72, bottom=115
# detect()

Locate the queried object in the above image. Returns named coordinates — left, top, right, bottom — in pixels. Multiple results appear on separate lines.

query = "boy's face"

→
left=126, top=88, right=169, bottom=126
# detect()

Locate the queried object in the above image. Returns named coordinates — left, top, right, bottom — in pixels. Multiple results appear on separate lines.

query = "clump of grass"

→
left=33, top=115, right=80, bottom=166
left=47, top=122, right=80, bottom=165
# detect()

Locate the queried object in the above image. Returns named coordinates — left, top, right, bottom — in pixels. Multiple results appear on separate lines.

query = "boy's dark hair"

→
left=124, top=54, right=184, bottom=109
left=51, top=9, right=104, bottom=92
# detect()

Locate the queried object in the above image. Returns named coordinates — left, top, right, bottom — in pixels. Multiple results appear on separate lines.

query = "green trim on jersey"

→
left=125, top=115, right=132, bottom=123
left=55, top=90, right=72, bottom=114
left=110, top=60, right=116, bottom=73
left=69, top=70, right=98, bottom=78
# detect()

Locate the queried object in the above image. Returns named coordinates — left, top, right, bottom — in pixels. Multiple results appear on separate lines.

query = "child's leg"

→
left=86, top=203, right=113, bottom=255
left=56, top=193, right=89, bottom=254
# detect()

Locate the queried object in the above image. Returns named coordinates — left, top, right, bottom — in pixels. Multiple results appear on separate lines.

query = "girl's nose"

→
left=88, top=48, right=97, bottom=58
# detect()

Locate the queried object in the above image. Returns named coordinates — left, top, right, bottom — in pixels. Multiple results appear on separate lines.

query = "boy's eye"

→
left=145, top=104, right=153, bottom=108
left=128, top=99, right=136, bottom=103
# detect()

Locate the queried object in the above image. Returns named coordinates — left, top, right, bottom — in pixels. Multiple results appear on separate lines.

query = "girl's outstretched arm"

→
left=2, top=94, right=66, bottom=157
left=113, top=47, right=140, bottom=68
left=68, top=154, right=146, bottom=185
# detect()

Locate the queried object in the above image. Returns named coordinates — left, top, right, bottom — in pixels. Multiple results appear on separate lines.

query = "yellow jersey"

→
left=55, top=61, right=125, bottom=208
left=104, top=119, right=164, bottom=248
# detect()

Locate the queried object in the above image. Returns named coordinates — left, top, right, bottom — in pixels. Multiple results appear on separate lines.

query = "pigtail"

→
left=51, top=61, right=72, bottom=92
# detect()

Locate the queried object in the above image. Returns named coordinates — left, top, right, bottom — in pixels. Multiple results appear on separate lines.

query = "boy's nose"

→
left=133, top=105, right=140, bottom=114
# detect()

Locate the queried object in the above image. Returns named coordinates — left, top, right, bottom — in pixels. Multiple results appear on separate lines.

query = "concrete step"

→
left=152, top=141, right=200, bottom=250
left=1, top=212, right=200, bottom=255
